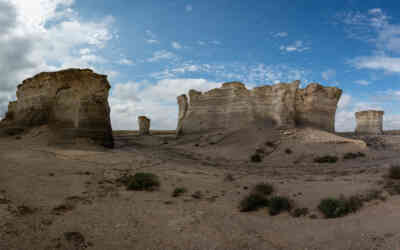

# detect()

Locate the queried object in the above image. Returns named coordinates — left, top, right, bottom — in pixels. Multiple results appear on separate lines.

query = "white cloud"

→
left=0, top=0, right=116, bottom=117
left=118, top=58, right=134, bottom=65
left=280, top=40, right=309, bottom=52
left=273, top=32, right=288, bottom=38
left=171, top=41, right=182, bottom=49
left=110, top=79, right=220, bottom=130
left=354, top=79, right=371, bottom=85
left=210, top=40, right=221, bottom=45
left=147, top=50, right=176, bottom=62
left=185, top=4, right=192, bottom=12
left=197, top=40, right=205, bottom=45
left=145, top=29, right=159, bottom=44
left=322, top=69, right=336, bottom=81
left=352, top=55, right=400, bottom=73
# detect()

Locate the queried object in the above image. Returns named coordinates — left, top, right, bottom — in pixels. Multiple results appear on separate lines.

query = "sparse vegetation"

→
left=318, top=195, right=363, bottom=218
left=314, top=155, right=338, bottom=164
left=172, top=187, right=187, bottom=197
left=120, top=173, right=160, bottom=191
left=192, top=191, right=203, bottom=199
left=250, top=153, right=262, bottom=163
left=343, top=152, right=366, bottom=160
left=224, top=173, right=235, bottom=182
left=265, top=141, right=275, bottom=147
left=384, top=180, right=400, bottom=195
left=285, top=148, right=293, bottom=154
left=389, top=165, right=400, bottom=179
left=268, top=196, right=291, bottom=216
left=291, top=207, right=309, bottom=217
left=253, top=183, right=274, bottom=196
left=239, top=193, right=269, bottom=212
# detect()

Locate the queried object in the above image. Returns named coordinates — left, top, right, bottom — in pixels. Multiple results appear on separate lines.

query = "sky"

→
left=1, top=0, right=400, bottom=131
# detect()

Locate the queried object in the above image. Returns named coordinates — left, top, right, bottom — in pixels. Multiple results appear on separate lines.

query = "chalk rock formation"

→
left=177, top=81, right=342, bottom=135
left=295, top=83, right=342, bottom=132
left=355, top=110, right=384, bottom=134
left=1, top=68, right=114, bottom=147
left=138, top=116, right=151, bottom=135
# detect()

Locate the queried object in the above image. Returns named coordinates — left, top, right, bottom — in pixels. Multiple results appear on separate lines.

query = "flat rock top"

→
left=356, top=110, right=385, bottom=116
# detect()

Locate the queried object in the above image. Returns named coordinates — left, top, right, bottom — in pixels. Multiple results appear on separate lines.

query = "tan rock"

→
left=355, top=110, right=384, bottom=134
left=1, top=68, right=114, bottom=147
left=138, top=116, right=151, bottom=135
left=176, top=81, right=342, bottom=135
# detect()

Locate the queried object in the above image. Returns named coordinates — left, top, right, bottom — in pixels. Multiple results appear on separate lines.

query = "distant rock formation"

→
left=355, top=110, right=384, bottom=134
left=1, top=68, right=114, bottom=147
left=176, top=81, right=342, bottom=135
left=138, top=116, right=150, bottom=135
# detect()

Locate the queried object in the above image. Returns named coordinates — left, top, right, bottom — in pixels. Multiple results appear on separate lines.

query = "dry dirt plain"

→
left=1, top=126, right=400, bottom=250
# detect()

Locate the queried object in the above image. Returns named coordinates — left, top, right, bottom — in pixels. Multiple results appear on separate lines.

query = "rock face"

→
left=177, top=81, right=342, bottom=135
left=1, top=68, right=114, bottom=147
left=138, top=116, right=150, bottom=135
left=355, top=110, right=384, bottom=134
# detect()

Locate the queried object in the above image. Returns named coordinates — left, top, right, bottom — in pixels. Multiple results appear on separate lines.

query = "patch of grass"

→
left=389, top=165, right=400, bottom=179
left=291, top=207, right=309, bottom=218
left=314, top=155, right=338, bottom=164
left=239, top=193, right=269, bottom=212
left=343, top=152, right=366, bottom=160
left=250, top=153, right=262, bottom=163
left=123, top=173, right=160, bottom=191
left=253, top=183, right=274, bottom=196
left=384, top=180, right=400, bottom=195
left=268, top=196, right=291, bottom=216
left=172, top=187, right=187, bottom=197
left=318, top=195, right=363, bottom=218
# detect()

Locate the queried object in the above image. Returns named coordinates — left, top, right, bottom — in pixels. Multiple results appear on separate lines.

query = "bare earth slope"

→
left=1, top=129, right=400, bottom=249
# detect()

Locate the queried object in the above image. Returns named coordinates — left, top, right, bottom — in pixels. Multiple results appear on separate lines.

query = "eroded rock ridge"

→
left=355, top=110, right=384, bottom=134
left=177, top=81, right=342, bottom=134
left=1, top=68, right=114, bottom=147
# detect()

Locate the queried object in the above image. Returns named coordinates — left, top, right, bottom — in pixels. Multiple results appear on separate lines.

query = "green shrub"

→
left=343, top=152, right=366, bottom=160
left=318, top=195, right=363, bottom=218
left=239, top=193, right=269, bottom=212
left=250, top=153, right=262, bottom=163
left=389, top=165, right=400, bottom=179
left=314, top=155, right=338, bottom=164
left=291, top=207, right=309, bottom=217
left=253, top=183, right=274, bottom=196
left=124, top=173, right=160, bottom=191
left=172, top=187, right=187, bottom=197
left=318, top=198, right=349, bottom=218
left=268, top=196, right=291, bottom=216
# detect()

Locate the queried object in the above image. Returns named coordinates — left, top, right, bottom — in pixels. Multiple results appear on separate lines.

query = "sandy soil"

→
left=1, top=126, right=400, bottom=249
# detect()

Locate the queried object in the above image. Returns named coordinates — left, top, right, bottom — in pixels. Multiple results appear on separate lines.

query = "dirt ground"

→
left=1, top=126, right=400, bottom=250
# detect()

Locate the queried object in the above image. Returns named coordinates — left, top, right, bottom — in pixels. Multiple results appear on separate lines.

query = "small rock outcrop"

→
left=1, top=68, right=114, bottom=147
left=138, top=116, right=150, bottom=135
left=177, top=81, right=342, bottom=135
left=355, top=110, right=384, bottom=134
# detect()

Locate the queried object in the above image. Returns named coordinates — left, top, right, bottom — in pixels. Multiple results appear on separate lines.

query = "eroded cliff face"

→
left=177, top=81, right=342, bottom=135
left=355, top=110, right=384, bottom=134
left=1, top=68, right=114, bottom=147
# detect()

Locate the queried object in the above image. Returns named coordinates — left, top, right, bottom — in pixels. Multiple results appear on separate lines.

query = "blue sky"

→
left=2, top=0, right=400, bottom=131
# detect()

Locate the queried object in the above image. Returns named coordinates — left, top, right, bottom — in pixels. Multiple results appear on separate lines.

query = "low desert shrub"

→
left=291, top=207, right=309, bottom=218
left=172, top=187, right=187, bottom=197
left=285, top=148, right=293, bottom=154
left=343, top=152, right=366, bottom=160
left=192, top=191, right=203, bottom=199
left=124, top=173, right=160, bottom=191
left=253, top=183, right=274, bottom=196
left=318, top=195, right=363, bottom=218
left=239, top=193, right=269, bottom=212
left=389, top=165, right=400, bottom=179
left=384, top=180, right=400, bottom=195
left=250, top=153, right=262, bottom=163
left=314, top=155, right=338, bottom=164
left=268, top=196, right=291, bottom=216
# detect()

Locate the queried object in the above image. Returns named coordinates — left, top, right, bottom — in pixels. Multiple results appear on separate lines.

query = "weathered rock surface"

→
left=1, top=68, right=114, bottom=147
left=177, top=81, right=342, bottom=135
left=355, top=110, right=384, bottom=134
left=138, top=116, right=150, bottom=135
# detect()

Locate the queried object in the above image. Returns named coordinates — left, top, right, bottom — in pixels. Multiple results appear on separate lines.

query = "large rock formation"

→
left=138, top=116, right=150, bottom=135
left=1, top=68, right=114, bottom=147
left=177, top=81, right=342, bottom=135
left=355, top=110, right=384, bottom=134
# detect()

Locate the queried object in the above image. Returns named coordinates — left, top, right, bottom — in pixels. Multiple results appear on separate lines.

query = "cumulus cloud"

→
left=280, top=40, right=309, bottom=52
left=171, top=41, right=182, bottom=49
left=110, top=79, right=220, bottom=130
left=147, top=50, right=177, bottom=62
left=273, top=32, right=288, bottom=38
